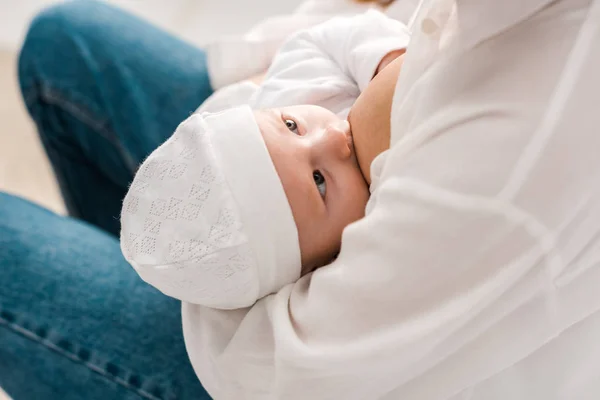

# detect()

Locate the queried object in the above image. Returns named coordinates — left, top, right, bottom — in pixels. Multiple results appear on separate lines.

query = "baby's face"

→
left=255, top=105, right=370, bottom=273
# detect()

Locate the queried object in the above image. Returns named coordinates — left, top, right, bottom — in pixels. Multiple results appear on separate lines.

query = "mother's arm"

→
left=182, top=51, right=548, bottom=398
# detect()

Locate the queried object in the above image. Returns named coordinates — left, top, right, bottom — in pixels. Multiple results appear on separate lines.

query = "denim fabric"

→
left=0, top=193, right=210, bottom=400
left=1, top=0, right=215, bottom=398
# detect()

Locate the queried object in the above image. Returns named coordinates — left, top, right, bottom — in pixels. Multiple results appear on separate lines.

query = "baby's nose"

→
left=321, top=120, right=352, bottom=160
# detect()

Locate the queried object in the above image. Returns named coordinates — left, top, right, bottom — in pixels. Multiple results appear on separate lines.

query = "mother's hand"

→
left=349, top=54, right=404, bottom=185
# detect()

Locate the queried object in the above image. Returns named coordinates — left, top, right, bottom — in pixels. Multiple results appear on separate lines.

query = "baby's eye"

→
left=285, top=119, right=299, bottom=135
left=313, top=171, right=326, bottom=199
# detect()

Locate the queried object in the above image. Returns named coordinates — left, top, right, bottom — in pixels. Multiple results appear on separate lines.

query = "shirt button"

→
left=421, top=17, right=439, bottom=35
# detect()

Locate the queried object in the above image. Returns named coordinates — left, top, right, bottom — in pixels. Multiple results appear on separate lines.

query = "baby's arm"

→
left=251, top=10, right=410, bottom=113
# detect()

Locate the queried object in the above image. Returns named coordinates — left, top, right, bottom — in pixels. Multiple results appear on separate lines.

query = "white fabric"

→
left=205, top=0, right=418, bottom=89
left=200, top=11, right=410, bottom=118
left=120, top=106, right=300, bottom=309
left=249, top=11, right=410, bottom=114
left=182, top=0, right=600, bottom=398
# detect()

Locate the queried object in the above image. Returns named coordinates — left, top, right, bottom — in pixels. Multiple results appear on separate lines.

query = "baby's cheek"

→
left=297, top=178, right=369, bottom=273
left=299, top=219, right=344, bottom=273
left=348, top=173, right=371, bottom=217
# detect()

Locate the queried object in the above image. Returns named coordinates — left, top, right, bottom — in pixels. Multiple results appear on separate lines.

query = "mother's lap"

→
left=0, top=194, right=208, bottom=398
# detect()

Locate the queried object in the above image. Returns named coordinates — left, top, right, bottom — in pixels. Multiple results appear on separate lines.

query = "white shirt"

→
left=184, top=0, right=600, bottom=399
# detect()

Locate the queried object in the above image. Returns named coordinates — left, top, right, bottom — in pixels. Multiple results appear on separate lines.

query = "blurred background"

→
left=0, top=0, right=303, bottom=215
left=0, top=1, right=302, bottom=399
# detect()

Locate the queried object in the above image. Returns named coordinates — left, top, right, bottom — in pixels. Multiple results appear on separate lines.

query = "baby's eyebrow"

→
left=269, top=108, right=281, bottom=121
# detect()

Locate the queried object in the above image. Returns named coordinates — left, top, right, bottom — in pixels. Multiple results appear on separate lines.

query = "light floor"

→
left=0, top=50, right=65, bottom=214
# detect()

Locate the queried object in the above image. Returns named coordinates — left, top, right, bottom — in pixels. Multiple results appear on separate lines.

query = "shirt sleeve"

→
left=250, top=10, right=411, bottom=112
left=182, top=88, right=560, bottom=397
left=183, top=44, right=581, bottom=394
left=183, top=165, right=550, bottom=398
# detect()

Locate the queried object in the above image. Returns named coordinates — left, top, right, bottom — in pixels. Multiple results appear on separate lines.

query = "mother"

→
left=3, top=0, right=600, bottom=399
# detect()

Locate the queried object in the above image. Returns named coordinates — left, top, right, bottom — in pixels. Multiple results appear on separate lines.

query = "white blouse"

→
left=183, top=0, right=600, bottom=398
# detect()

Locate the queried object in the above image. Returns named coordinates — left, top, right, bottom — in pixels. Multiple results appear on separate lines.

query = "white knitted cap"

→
left=120, top=106, right=301, bottom=309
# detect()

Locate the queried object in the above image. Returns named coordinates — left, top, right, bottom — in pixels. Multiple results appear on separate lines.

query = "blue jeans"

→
left=1, top=1, right=214, bottom=399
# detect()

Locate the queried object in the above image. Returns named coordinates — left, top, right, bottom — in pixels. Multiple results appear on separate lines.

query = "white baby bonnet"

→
left=120, top=106, right=301, bottom=309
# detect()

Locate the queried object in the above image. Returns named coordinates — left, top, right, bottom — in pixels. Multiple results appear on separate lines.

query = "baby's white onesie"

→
left=198, top=10, right=411, bottom=119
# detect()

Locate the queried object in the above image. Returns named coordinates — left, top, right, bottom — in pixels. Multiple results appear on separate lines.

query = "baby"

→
left=120, top=10, right=410, bottom=308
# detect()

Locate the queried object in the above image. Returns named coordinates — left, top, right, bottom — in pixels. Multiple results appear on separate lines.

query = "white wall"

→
left=0, top=0, right=58, bottom=50
left=0, top=0, right=304, bottom=51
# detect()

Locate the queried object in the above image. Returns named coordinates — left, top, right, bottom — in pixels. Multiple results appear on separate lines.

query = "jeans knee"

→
left=18, top=1, right=107, bottom=102
left=19, top=3, right=73, bottom=102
